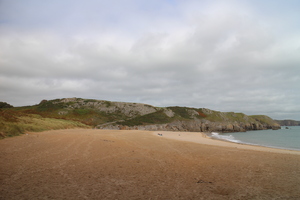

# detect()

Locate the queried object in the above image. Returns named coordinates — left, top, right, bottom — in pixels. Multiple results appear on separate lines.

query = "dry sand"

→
left=1, top=129, right=300, bottom=200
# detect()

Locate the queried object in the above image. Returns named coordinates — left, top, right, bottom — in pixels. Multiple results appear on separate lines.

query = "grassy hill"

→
left=0, top=109, right=90, bottom=138
left=0, top=98, right=281, bottom=138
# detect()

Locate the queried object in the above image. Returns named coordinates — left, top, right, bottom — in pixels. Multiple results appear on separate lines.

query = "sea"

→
left=210, top=126, right=300, bottom=151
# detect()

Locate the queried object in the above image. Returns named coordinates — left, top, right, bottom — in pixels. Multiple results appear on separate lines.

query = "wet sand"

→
left=1, top=129, right=300, bottom=199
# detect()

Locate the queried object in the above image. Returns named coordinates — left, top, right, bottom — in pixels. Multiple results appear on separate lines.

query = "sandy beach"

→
left=153, top=131, right=300, bottom=155
left=1, top=129, right=300, bottom=199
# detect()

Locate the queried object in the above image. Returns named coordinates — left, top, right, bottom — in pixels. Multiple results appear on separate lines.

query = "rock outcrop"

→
left=100, top=118, right=280, bottom=133
left=58, top=98, right=158, bottom=118
left=275, top=120, right=300, bottom=126
left=97, top=106, right=281, bottom=133
left=39, top=98, right=281, bottom=133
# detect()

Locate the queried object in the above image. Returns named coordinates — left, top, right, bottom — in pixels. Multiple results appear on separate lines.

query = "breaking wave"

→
left=211, top=132, right=242, bottom=143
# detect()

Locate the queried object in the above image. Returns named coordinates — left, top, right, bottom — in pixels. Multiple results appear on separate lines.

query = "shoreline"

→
left=207, top=131, right=300, bottom=152
left=153, top=131, right=300, bottom=155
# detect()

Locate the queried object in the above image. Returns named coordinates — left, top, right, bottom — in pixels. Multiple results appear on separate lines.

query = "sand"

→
left=1, top=129, right=300, bottom=200
left=153, top=131, right=300, bottom=155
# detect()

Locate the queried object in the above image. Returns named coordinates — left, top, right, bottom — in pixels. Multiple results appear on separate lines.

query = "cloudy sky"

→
left=1, top=0, right=300, bottom=120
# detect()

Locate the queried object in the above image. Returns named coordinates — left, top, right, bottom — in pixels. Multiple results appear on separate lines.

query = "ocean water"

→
left=211, top=126, right=300, bottom=151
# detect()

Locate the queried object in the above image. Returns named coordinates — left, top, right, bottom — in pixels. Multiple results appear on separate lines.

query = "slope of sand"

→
left=1, top=129, right=300, bottom=200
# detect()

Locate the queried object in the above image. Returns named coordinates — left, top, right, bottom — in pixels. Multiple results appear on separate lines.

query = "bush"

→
left=0, top=102, right=13, bottom=108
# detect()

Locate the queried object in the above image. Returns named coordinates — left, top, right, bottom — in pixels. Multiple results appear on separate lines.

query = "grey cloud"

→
left=1, top=0, right=300, bottom=120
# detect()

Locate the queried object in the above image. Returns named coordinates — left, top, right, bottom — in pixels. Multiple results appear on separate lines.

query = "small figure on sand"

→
left=157, top=133, right=163, bottom=136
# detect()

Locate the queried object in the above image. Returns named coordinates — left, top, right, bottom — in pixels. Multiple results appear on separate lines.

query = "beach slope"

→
left=1, top=129, right=299, bottom=199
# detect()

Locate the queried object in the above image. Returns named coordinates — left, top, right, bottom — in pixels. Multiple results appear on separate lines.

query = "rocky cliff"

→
left=276, top=120, right=300, bottom=126
left=0, top=98, right=283, bottom=138
left=100, top=114, right=280, bottom=133
left=34, top=98, right=281, bottom=133
left=57, top=97, right=157, bottom=117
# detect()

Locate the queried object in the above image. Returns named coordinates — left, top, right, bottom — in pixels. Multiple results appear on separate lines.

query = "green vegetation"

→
left=250, top=115, right=279, bottom=125
left=117, top=110, right=173, bottom=126
left=0, top=98, right=132, bottom=138
left=104, top=101, right=112, bottom=107
left=73, top=109, right=91, bottom=115
left=0, top=97, right=280, bottom=138
left=83, top=99, right=98, bottom=103
left=0, top=102, right=13, bottom=108
left=9, top=101, right=118, bottom=127
left=168, top=107, right=193, bottom=119
left=205, top=112, right=246, bottom=122
left=0, top=109, right=90, bottom=138
left=36, top=100, right=66, bottom=112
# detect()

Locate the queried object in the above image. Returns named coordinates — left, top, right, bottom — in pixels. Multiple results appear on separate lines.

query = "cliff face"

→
left=58, top=98, right=158, bottom=117
left=1, top=98, right=282, bottom=138
left=100, top=118, right=280, bottom=133
left=90, top=101, right=281, bottom=132
left=36, top=98, right=281, bottom=133
left=276, top=120, right=300, bottom=126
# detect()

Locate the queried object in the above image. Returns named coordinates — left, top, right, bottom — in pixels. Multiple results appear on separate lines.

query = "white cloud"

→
left=0, top=0, right=300, bottom=120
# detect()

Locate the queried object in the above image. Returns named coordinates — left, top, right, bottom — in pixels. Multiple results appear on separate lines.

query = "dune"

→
left=1, top=129, right=299, bottom=199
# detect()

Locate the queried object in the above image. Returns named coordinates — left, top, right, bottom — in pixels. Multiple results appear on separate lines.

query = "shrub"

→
left=0, top=102, right=13, bottom=108
left=37, top=100, right=65, bottom=112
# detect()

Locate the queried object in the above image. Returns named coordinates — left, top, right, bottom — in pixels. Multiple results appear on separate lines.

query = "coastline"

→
left=153, top=131, right=300, bottom=155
